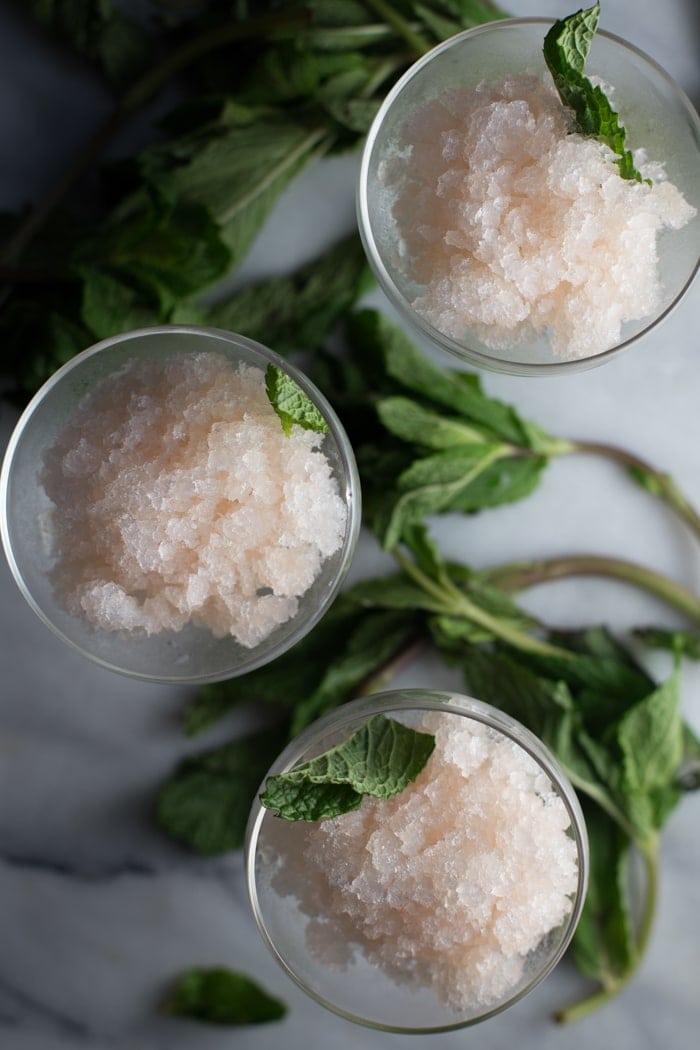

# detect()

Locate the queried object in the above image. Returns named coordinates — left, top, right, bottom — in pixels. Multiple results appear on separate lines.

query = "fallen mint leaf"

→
left=162, top=967, right=286, bottom=1025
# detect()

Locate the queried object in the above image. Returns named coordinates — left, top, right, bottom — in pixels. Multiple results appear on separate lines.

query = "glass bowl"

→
left=0, top=325, right=361, bottom=683
left=246, top=690, right=589, bottom=1033
left=357, top=18, right=700, bottom=376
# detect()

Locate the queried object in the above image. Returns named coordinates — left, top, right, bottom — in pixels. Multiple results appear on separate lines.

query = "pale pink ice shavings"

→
left=384, top=74, right=695, bottom=359
left=268, top=713, right=579, bottom=1014
left=41, top=353, right=347, bottom=646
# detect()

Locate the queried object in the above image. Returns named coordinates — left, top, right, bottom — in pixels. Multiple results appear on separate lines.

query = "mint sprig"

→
left=260, top=714, right=435, bottom=821
left=265, top=364, right=329, bottom=437
left=543, top=3, right=648, bottom=182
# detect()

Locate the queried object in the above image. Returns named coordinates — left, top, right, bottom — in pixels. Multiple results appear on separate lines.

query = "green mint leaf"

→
left=260, top=714, right=435, bottom=821
left=0, top=303, right=91, bottom=399
left=78, top=267, right=159, bottom=341
left=182, top=601, right=418, bottom=740
left=543, top=2, right=600, bottom=81
left=376, top=396, right=489, bottom=449
left=346, top=574, right=445, bottom=614
left=346, top=310, right=533, bottom=446
left=156, top=730, right=287, bottom=855
left=543, top=4, right=647, bottom=182
left=289, top=608, right=420, bottom=735
left=76, top=194, right=231, bottom=316
left=570, top=802, right=637, bottom=986
left=163, top=967, right=286, bottom=1025
left=260, top=780, right=364, bottom=822
left=380, top=447, right=547, bottom=550
left=265, top=365, right=329, bottom=437
left=206, top=233, right=373, bottom=354
left=141, top=115, right=329, bottom=270
left=458, top=646, right=634, bottom=831
left=182, top=600, right=366, bottom=736
left=633, top=625, right=700, bottom=659
left=616, top=670, right=683, bottom=803
left=32, top=0, right=151, bottom=87
left=460, top=645, right=573, bottom=739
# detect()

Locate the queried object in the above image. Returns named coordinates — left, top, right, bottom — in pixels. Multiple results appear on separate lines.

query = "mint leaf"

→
left=260, top=714, right=435, bottom=821
left=78, top=267, right=159, bottom=340
left=163, top=967, right=286, bottom=1025
left=289, top=609, right=420, bottom=734
left=206, top=233, right=373, bottom=353
left=633, top=625, right=700, bottom=659
left=544, top=2, right=599, bottom=80
left=570, top=802, right=637, bottom=987
left=140, top=114, right=330, bottom=270
left=347, top=310, right=532, bottom=446
left=265, top=365, right=329, bottom=437
left=32, top=0, right=151, bottom=87
left=376, top=396, right=489, bottom=449
left=156, top=730, right=287, bottom=855
left=381, top=446, right=546, bottom=550
left=543, top=3, right=647, bottom=182
left=182, top=600, right=419, bottom=739
left=616, top=670, right=683, bottom=808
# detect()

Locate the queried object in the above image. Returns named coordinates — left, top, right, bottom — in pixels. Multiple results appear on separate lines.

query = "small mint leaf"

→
left=162, top=967, right=286, bottom=1025
left=543, top=4, right=648, bottom=183
left=260, top=714, right=435, bottom=821
left=265, top=364, right=329, bottom=437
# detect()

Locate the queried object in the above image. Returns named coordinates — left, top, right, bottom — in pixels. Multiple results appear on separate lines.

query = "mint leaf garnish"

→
left=162, top=967, right=286, bottom=1025
left=543, top=3, right=648, bottom=183
left=260, top=714, right=435, bottom=821
left=265, top=364, right=330, bottom=437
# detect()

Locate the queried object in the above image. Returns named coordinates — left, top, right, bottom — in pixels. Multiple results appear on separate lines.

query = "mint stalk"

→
left=260, top=714, right=435, bottom=821
left=265, top=364, right=329, bottom=437
left=543, top=3, right=648, bottom=182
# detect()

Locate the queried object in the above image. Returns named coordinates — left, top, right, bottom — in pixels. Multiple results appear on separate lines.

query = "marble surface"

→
left=1, top=1, right=699, bottom=1048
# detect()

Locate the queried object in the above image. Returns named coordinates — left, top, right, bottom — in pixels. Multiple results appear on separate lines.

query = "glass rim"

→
left=0, top=324, right=362, bottom=684
left=356, top=18, right=700, bottom=377
left=245, top=689, right=590, bottom=1034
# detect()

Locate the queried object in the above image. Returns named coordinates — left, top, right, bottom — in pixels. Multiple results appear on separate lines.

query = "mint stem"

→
left=0, top=10, right=310, bottom=270
left=567, top=440, right=700, bottom=544
left=393, top=548, right=572, bottom=660
left=480, top=555, right=700, bottom=626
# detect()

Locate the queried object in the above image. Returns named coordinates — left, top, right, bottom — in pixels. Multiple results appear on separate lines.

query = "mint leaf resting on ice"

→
left=543, top=3, right=646, bottom=182
left=265, top=364, right=330, bottom=437
left=260, top=714, right=435, bottom=821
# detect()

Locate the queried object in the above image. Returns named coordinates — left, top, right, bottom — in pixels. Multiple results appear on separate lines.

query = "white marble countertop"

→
left=1, top=2, right=699, bottom=1048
